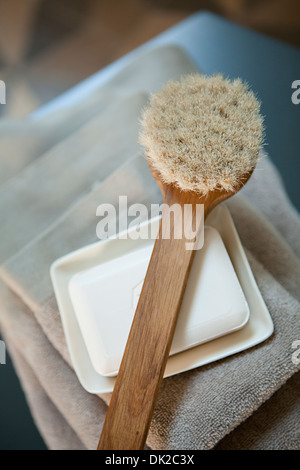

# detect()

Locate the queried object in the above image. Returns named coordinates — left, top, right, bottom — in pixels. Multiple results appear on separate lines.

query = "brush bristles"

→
left=140, top=74, right=264, bottom=194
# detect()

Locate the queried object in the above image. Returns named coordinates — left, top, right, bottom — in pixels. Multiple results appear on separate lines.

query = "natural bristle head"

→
left=139, top=73, right=264, bottom=194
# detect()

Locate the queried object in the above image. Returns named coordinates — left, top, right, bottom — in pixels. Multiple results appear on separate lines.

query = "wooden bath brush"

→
left=98, top=74, right=264, bottom=450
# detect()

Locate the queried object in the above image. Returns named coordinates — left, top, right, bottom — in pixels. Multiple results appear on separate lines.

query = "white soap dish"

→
left=68, top=226, right=249, bottom=377
left=50, top=204, right=273, bottom=394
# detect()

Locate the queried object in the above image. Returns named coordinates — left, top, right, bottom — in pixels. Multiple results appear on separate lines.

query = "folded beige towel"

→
left=0, top=46, right=299, bottom=450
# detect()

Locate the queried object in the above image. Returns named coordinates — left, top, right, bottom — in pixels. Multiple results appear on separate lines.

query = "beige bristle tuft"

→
left=139, top=73, right=264, bottom=194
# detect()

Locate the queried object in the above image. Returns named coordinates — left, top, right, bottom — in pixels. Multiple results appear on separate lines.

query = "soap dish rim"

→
left=67, top=225, right=250, bottom=377
left=50, top=203, right=274, bottom=394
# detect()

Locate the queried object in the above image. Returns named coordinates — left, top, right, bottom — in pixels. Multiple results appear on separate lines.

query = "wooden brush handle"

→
left=98, top=187, right=203, bottom=450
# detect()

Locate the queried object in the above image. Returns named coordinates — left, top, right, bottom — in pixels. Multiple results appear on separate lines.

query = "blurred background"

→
left=0, top=0, right=299, bottom=450
left=0, top=0, right=300, bottom=119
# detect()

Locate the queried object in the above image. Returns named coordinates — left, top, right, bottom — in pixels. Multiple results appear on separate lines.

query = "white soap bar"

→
left=69, top=226, right=249, bottom=377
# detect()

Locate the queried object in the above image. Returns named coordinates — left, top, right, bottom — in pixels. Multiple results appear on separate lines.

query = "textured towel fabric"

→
left=0, top=44, right=197, bottom=186
left=0, top=46, right=299, bottom=450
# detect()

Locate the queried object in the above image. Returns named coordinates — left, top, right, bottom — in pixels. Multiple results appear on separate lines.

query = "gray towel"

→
left=0, top=45, right=299, bottom=450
